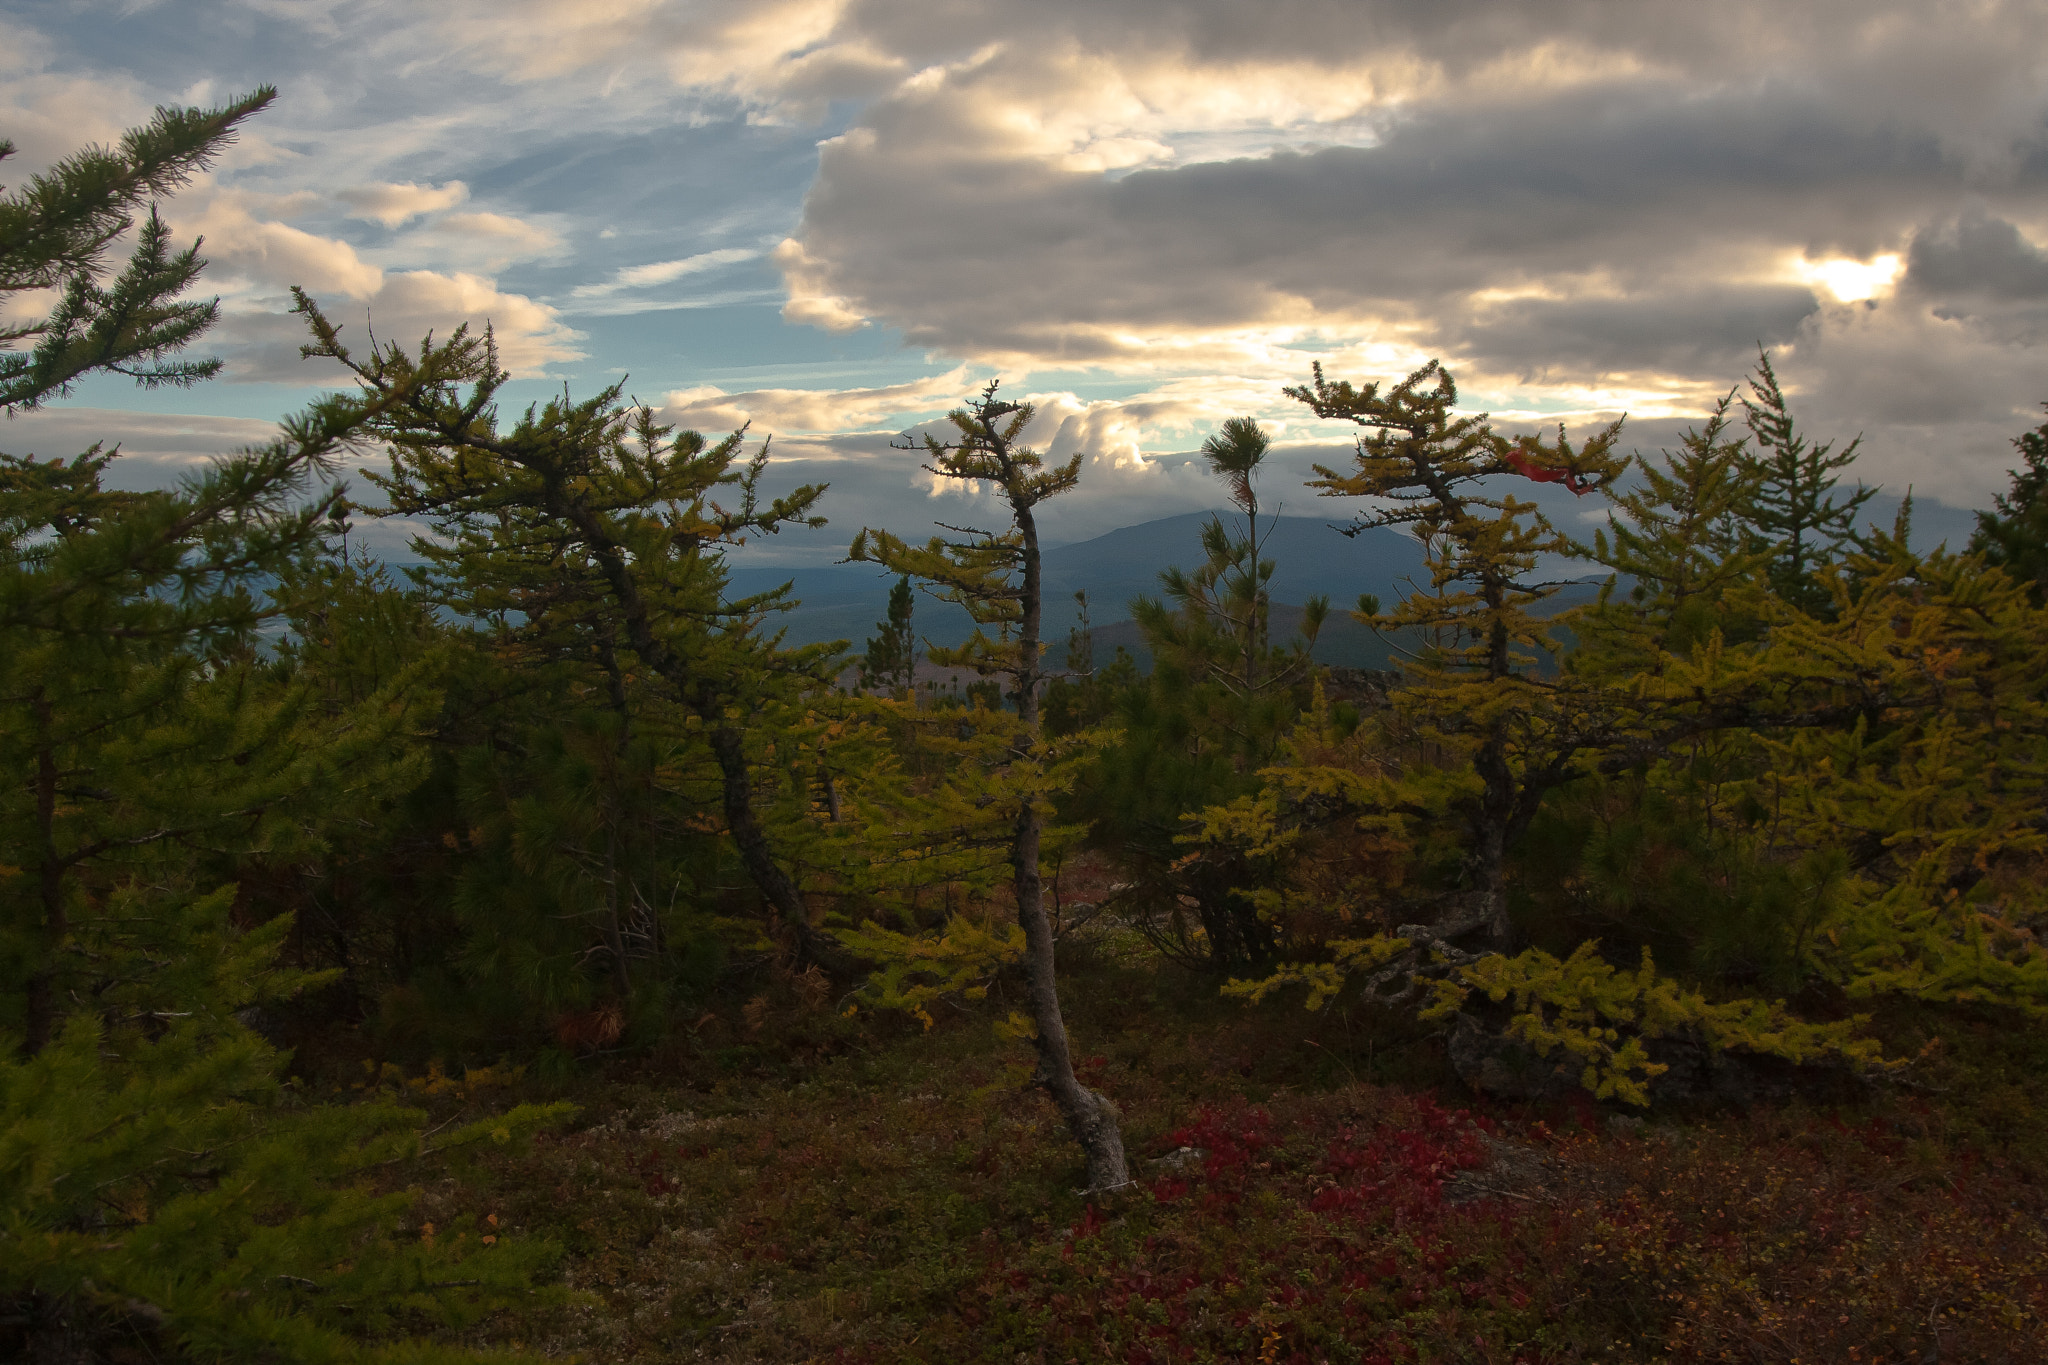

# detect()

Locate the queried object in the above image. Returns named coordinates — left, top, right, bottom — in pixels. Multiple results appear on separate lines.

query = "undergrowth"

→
left=330, top=948, right=2048, bottom=1364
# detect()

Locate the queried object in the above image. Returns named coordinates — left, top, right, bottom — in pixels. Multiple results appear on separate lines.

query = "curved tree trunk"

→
left=1014, top=504, right=1131, bottom=1193
left=707, top=722, right=855, bottom=976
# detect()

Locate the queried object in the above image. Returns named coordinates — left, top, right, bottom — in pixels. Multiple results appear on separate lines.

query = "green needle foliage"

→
left=0, top=359, right=563, bottom=1363
left=1970, top=403, right=2048, bottom=602
left=300, top=293, right=849, bottom=977
left=1, top=87, right=274, bottom=411
left=3, top=102, right=571, bottom=1362
left=1586, top=391, right=1769, bottom=660
left=1738, top=349, right=1876, bottom=616
left=2, top=920, right=570, bottom=1365
left=1142, top=415, right=1327, bottom=732
left=1075, top=417, right=1328, bottom=971
left=860, top=574, right=918, bottom=695
left=0, top=355, right=426, bottom=1054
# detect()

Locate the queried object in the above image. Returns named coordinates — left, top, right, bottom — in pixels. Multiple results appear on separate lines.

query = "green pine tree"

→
left=861, top=574, right=918, bottom=695
left=0, top=354, right=422, bottom=1053
left=1969, top=403, right=2048, bottom=601
left=1080, top=418, right=1328, bottom=971
left=1738, top=349, right=1876, bottom=615
left=3, top=103, right=569, bottom=1361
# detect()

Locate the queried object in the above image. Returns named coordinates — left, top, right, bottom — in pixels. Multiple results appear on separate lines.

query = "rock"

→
left=1443, top=1134, right=1552, bottom=1206
left=1445, top=1012, right=1579, bottom=1103
left=1444, top=1010, right=1868, bottom=1111
left=1148, top=1146, right=1206, bottom=1173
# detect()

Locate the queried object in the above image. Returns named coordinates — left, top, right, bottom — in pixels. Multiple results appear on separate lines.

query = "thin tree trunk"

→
left=600, top=821, right=633, bottom=998
left=551, top=492, right=851, bottom=975
left=706, top=723, right=851, bottom=975
left=1013, top=503, right=1131, bottom=1193
left=817, top=760, right=842, bottom=822
left=1469, top=728, right=1517, bottom=951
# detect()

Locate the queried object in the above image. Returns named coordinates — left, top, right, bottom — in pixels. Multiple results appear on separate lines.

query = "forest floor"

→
left=333, top=930, right=2048, bottom=1364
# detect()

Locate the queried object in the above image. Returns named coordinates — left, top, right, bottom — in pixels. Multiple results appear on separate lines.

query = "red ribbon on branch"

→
left=1502, top=447, right=1593, bottom=496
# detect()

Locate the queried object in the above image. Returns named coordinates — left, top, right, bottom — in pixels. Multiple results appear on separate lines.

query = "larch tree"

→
left=300, top=296, right=853, bottom=974
left=1221, top=368, right=2048, bottom=1107
left=1285, top=359, right=1626, bottom=948
left=849, top=382, right=1131, bottom=1193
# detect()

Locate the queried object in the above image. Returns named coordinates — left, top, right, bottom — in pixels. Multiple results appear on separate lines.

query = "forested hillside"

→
left=7, top=97, right=2048, bottom=1365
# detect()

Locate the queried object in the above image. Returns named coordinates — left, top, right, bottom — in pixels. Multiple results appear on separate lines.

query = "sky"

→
left=4, top=0, right=2046, bottom=566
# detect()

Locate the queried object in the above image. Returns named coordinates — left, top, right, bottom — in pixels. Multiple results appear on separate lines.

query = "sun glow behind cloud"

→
left=1796, top=253, right=1905, bottom=303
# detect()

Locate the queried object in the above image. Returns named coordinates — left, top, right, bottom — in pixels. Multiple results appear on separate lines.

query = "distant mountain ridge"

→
left=723, top=512, right=1434, bottom=664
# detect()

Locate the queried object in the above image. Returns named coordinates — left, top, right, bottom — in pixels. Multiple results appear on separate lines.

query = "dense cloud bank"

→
left=5, top=0, right=2048, bottom=517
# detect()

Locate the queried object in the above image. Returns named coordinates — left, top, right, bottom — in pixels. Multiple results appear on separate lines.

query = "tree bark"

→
left=547, top=490, right=853, bottom=975
left=1012, top=500, right=1131, bottom=1193
left=1470, top=730, right=1518, bottom=950
left=706, top=722, right=854, bottom=975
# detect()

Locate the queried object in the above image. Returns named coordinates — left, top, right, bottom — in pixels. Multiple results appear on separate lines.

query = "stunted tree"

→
left=298, top=296, right=849, bottom=973
left=850, top=382, right=1130, bottom=1192
left=1287, top=359, right=1625, bottom=947
left=1095, top=418, right=1327, bottom=971
left=1215, top=364, right=1908, bottom=1106
left=1140, top=416, right=1327, bottom=726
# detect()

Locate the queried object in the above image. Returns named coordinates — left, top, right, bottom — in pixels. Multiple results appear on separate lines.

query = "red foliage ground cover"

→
left=860, top=1091, right=2046, bottom=1364
left=394, top=983, right=2048, bottom=1363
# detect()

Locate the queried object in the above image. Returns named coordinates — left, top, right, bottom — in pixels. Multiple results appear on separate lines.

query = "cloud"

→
left=1751, top=297, right=2048, bottom=502
left=189, top=189, right=387, bottom=299
left=783, top=75, right=1976, bottom=365
left=0, top=63, right=153, bottom=173
left=719, top=0, right=2048, bottom=503
left=658, top=364, right=973, bottom=432
left=572, top=247, right=758, bottom=299
left=15, top=0, right=2048, bottom=517
left=0, top=405, right=425, bottom=559
left=0, top=407, right=298, bottom=489
left=336, top=180, right=471, bottom=226
left=222, top=269, right=585, bottom=382
left=365, top=269, right=585, bottom=376
left=165, top=190, right=585, bottom=381
left=1906, top=209, right=2048, bottom=303
left=404, top=210, right=568, bottom=272
left=429, top=0, right=907, bottom=116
